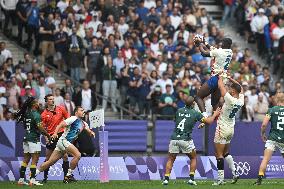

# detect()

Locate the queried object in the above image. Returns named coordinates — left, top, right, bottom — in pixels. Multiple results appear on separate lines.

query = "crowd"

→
left=0, top=0, right=283, bottom=121
left=223, top=0, right=284, bottom=79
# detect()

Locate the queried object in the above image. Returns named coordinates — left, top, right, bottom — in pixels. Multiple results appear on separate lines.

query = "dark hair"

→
left=231, top=83, right=242, bottom=93
left=44, top=94, right=54, bottom=102
left=14, top=97, right=36, bottom=123
left=221, top=38, right=232, bottom=49
left=74, top=106, right=83, bottom=114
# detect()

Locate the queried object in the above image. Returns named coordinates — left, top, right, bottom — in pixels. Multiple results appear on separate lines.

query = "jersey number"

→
left=25, top=119, right=31, bottom=132
left=177, top=118, right=186, bottom=132
left=229, top=105, right=241, bottom=119
left=277, top=116, right=284, bottom=131
left=224, top=54, right=232, bottom=70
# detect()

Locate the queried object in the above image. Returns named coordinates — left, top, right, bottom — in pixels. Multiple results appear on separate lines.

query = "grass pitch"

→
left=1, top=179, right=283, bottom=189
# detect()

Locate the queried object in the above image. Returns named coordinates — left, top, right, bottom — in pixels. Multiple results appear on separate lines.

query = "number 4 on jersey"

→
left=177, top=118, right=186, bottom=132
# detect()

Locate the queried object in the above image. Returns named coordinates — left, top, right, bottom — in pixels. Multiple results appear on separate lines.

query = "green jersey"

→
left=171, top=106, right=204, bottom=140
left=267, top=106, right=284, bottom=143
left=23, top=110, right=42, bottom=143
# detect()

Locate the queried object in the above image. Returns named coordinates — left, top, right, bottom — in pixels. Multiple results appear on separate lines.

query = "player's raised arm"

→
left=202, top=107, right=221, bottom=125
left=199, top=43, right=211, bottom=57
left=218, top=77, right=227, bottom=97
left=228, top=77, right=243, bottom=94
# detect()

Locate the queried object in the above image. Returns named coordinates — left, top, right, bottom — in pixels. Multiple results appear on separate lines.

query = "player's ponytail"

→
left=13, top=97, right=36, bottom=123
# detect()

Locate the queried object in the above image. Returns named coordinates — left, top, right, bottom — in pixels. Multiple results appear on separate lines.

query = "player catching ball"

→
left=254, top=93, right=284, bottom=185
left=193, top=35, right=233, bottom=115
left=14, top=97, right=51, bottom=186
left=163, top=96, right=221, bottom=186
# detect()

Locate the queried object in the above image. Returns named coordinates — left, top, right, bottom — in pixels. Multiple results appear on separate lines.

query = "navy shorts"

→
left=207, top=75, right=219, bottom=91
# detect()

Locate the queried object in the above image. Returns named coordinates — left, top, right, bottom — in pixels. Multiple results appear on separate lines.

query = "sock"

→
left=19, top=162, right=27, bottom=178
left=217, top=158, right=224, bottom=181
left=224, top=153, right=236, bottom=176
left=62, top=161, right=69, bottom=177
left=258, top=171, right=264, bottom=177
left=30, top=165, right=37, bottom=179
left=164, top=173, right=170, bottom=181
left=66, top=168, right=73, bottom=176
left=44, top=167, right=50, bottom=179
left=189, top=171, right=195, bottom=181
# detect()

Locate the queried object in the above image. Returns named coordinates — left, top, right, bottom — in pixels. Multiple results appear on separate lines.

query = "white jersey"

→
left=218, top=92, right=244, bottom=127
left=210, top=48, right=233, bottom=77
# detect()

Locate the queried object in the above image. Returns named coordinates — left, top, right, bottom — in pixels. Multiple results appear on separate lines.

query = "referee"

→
left=41, top=94, right=70, bottom=182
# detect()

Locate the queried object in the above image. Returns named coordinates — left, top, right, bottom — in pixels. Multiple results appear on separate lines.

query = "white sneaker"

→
left=212, top=180, right=226, bottom=186
left=162, top=179, right=169, bottom=185
left=29, top=178, right=43, bottom=186
left=17, top=178, right=28, bottom=185
left=187, top=179, right=197, bottom=185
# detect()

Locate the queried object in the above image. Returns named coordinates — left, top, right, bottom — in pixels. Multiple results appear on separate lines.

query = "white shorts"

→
left=265, top=140, right=284, bottom=153
left=23, top=141, right=41, bottom=153
left=169, top=140, right=195, bottom=154
left=214, top=123, right=234, bottom=144
left=55, top=137, right=71, bottom=152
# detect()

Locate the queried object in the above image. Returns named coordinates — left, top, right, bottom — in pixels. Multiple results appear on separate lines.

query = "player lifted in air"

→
left=254, top=93, right=284, bottom=185
left=209, top=77, right=244, bottom=185
left=14, top=97, right=51, bottom=186
left=36, top=106, right=95, bottom=183
left=163, top=96, right=221, bottom=186
left=193, top=35, right=233, bottom=115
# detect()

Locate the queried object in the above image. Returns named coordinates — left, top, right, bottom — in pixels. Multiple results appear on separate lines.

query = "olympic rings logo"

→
left=48, top=163, right=63, bottom=177
left=234, top=162, right=250, bottom=176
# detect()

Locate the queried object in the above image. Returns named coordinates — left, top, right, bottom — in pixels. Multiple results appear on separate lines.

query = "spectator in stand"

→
left=0, top=42, right=12, bottom=62
left=119, top=61, right=130, bottom=107
left=102, top=57, right=118, bottom=112
left=6, top=77, right=20, bottom=108
left=158, top=84, right=177, bottom=119
left=221, top=0, right=234, bottom=26
left=12, top=65, right=27, bottom=85
left=34, top=76, right=52, bottom=106
left=74, top=80, right=97, bottom=112
left=147, top=85, right=162, bottom=114
left=19, top=53, right=33, bottom=73
left=176, top=91, right=186, bottom=108
left=39, top=13, right=55, bottom=66
left=250, top=8, right=269, bottom=57
left=26, top=0, right=40, bottom=55
left=62, top=92, right=75, bottom=116
left=156, top=72, right=173, bottom=94
left=137, top=71, right=151, bottom=115
left=240, top=96, right=254, bottom=122
left=20, top=85, right=34, bottom=105
left=128, top=67, right=141, bottom=113
left=44, top=69, right=56, bottom=90
left=54, top=23, right=68, bottom=74
left=84, top=37, right=102, bottom=85
left=254, top=93, right=269, bottom=121
left=0, top=0, right=17, bottom=36
left=67, top=27, right=83, bottom=82
left=16, top=0, right=29, bottom=46
left=54, top=88, right=64, bottom=106
left=60, top=79, right=75, bottom=99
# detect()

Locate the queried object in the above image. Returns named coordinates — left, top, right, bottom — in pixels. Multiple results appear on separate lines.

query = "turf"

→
left=1, top=179, right=283, bottom=189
